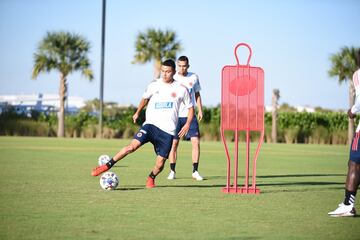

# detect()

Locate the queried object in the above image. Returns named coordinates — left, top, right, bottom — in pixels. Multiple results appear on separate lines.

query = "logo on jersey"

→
left=137, top=129, right=147, bottom=138
left=155, top=102, right=174, bottom=109
left=171, top=92, right=177, bottom=98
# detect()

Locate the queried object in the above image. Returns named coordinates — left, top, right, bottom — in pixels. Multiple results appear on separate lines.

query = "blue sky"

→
left=0, top=0, right=359, bottom=109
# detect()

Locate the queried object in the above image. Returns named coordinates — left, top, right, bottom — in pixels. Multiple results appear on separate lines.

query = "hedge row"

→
left=0, top=107, right=349, bottom=144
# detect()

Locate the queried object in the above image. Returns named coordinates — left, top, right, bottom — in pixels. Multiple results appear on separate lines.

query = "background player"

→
left=167, top=56, right=204, bottom=181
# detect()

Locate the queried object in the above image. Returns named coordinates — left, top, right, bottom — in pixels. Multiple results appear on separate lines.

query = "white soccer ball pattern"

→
left=99, top=172, right=119, bottom=190
left=98, top=154, right=110, bottom=166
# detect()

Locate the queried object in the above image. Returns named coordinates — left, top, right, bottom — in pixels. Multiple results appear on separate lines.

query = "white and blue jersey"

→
left=174, top=72, right=201, bottom=118
left=142, top=78, right=193, bottom=136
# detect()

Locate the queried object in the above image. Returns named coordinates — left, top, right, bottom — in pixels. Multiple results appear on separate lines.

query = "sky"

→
left=0, top=0, right=359, bottom=110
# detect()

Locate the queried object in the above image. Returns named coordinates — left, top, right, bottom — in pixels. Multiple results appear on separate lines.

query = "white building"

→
left=265, top=105, right=315, bottom=113
left=0, top=93, right=86, bottom=115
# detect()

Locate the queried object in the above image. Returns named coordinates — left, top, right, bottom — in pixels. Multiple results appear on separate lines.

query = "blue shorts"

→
left=174, top=117, right=200, bottom=140
left=349, top=132, right=360, bottom=164
left=134, top=124, right=173, bottom=159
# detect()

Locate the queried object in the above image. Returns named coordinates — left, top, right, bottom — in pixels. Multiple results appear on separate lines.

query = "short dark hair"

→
left=162, top=59, right=176, bottom=70
left=178, top=56, right=189, bottom=64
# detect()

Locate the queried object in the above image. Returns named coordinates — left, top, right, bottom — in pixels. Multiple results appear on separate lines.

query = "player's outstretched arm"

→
left=178, top=106, right=194, bottom=138
left=133, top=98, right=149, bottom=123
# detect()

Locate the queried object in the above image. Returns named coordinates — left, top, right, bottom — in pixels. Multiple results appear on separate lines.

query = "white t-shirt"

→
left=174, top=72, right=201, bottom=117
left=142, top=79, right=193, bottom=135
left=351, top=69, right=360, bottom=132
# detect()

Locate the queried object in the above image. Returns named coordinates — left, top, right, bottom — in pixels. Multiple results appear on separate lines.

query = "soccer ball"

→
left=99, top=172, right=119, bottom=191
left=98, top=154, right=110, bottom=166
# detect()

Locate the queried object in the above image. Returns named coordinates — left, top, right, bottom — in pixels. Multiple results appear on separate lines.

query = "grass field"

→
left=0, top=136, right=359, bottom=240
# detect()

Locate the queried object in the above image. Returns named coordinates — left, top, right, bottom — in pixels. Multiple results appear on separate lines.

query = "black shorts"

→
left=134, top=124, right=173, bottom=159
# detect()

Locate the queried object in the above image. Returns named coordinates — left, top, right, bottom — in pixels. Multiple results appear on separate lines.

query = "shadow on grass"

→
left=162, top=173, right=346, bottom=192
left=116, top=173, right=346, bottom=192
left=115, top=186, right=144, bottom=191
left=111, top=165, right=128, bottom=168
left=258, top=173, right=346, bottom=178
left=203, top=173, right=346, bottom=180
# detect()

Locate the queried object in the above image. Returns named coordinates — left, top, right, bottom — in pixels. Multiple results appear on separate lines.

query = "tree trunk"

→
left=57, top=74, right=67, bottom=137
left=153, top=60, right=161, bottom=79
left=348, top=80, right=356, bottom=144
left=271, top=89, right=280, bottom=143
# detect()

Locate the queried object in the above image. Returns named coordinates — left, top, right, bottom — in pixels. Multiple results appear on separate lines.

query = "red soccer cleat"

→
left=91, top=164, right=109, bottom=176
left=146, top=177, right=155, bottom=188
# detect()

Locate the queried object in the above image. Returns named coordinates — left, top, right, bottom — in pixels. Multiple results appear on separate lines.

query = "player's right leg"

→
left=91, top=126, right=151, bottom=177
left=91, top=139, right=141, bottom=176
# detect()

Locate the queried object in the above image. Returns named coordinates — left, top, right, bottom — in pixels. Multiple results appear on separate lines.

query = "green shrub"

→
left=284, top=126, right=300, bottom=144
left=331, top=129, right=347, bottom=145
left=81, top=124, right=98, bottom=138
left=0, top=119, right=51, bottom=136
left=0, top=105, right=350, bottom=144
left=309, top=125, right=330, bottom=144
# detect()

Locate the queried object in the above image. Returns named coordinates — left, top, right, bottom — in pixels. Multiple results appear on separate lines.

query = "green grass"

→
left=0, top=136, right=359, bottom=240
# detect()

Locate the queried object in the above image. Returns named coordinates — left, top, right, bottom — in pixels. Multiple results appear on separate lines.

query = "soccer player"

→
left=91, top=59, right=194, bottom=188
left=167, top=56, right=204, bottom=181
left=328, top=50, right=360, bottom=217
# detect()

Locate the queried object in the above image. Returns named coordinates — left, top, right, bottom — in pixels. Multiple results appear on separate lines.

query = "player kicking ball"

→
left=328, top=52, right=360, bottom=217
left=91, top=59, right=194, bottom=188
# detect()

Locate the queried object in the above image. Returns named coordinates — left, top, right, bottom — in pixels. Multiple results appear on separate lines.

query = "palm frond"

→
left=32, top=31, right=93, bottom=80
left=132, top=28, right=182, bottom=66
left=328, top=46, right=360, bottom=84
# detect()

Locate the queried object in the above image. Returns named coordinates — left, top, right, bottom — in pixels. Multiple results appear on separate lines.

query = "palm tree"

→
left=32, top=31, right=94, bottom=137
left=132, top=28, right=182, bottom=78
left=328, top=46, right=360, bottom=144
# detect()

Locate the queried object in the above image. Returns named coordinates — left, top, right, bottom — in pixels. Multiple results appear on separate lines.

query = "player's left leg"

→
left=190, top=136, right=203, bottom=181
left=186, top=116, right=203, bottom=181
left=328, top=160, right=359, bottom=217
left=167, top=139, right=180, bottom=179
left=147, top=156, right=167, bottom=188
left=329, top=136, right=360, bottom=217
left=147, top=125, right=173, bottom=188
left=167, top=118, right=186, bottom=180
left=345, top=160, right=360, bottom=193
left=342, top=160, right=360, bottom=213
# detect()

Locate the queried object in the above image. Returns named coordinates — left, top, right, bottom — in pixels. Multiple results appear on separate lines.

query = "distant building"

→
left=295, top=105, right=315, bottom=113
left=0, top=93, right=86, bottom=116
left=265, top=105, right=316, bottom=113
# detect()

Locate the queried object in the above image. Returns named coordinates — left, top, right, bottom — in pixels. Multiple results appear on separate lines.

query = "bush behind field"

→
left=0, top=106, right=349, bottom=144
